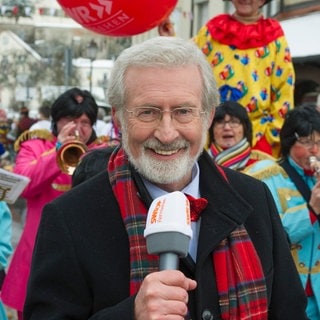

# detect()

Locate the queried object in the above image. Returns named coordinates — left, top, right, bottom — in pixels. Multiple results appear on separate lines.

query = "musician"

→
left=247, top=105, right=320, bottom=320
left=0, top=87, right=110, bottom=320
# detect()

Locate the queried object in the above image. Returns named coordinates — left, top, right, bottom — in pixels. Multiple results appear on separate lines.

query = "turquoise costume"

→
left=247, top=157, right=320, bottom=319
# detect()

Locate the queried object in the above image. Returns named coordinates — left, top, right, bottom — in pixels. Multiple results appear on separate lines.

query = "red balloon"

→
left=57, top=0, right=178, bottom=37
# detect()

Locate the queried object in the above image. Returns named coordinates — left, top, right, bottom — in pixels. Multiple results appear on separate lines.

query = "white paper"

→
left=0, top=168, right=30, bottom=204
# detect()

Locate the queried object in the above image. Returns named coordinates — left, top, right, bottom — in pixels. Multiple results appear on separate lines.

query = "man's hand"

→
left=57, top=122, right=79, bottom=146
left=134, top=270, right=197, bottom=320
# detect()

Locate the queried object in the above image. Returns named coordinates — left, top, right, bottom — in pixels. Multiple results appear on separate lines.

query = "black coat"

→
left=24, top=151, right=307, bottom=320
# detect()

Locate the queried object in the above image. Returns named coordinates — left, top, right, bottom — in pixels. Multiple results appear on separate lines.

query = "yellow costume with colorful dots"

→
left=194, top=14, right=295, bottom=158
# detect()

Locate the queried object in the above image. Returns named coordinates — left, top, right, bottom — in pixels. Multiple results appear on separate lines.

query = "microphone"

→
left=144, top=191, right=193, bottom=271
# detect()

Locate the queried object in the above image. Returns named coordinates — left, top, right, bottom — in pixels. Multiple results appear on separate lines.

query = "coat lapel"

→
left=132, top=151, right=254, bottom=267
left=196, top=152, right=254, bottom=263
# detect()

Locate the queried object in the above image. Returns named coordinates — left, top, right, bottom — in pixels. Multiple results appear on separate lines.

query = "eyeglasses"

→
left=214, top=118, right=241, bottom=128
left=295, top=132, right=320, bottom=149
left=125, top=106, right=206, bottom=125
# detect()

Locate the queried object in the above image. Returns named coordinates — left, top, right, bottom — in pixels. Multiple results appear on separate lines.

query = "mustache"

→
left=143, top=139, right=190, bottom=151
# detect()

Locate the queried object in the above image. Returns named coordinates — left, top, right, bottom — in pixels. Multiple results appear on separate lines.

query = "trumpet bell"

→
left=57, top=141, right=88, bottom=175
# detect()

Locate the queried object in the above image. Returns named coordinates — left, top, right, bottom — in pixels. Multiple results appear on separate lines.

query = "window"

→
left=195, top=0, right=209, bottom=32
left=281, top=0, right=319, bottom=11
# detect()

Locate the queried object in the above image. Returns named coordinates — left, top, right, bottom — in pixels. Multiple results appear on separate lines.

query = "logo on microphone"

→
left=150, top=199, right=165, bottom=224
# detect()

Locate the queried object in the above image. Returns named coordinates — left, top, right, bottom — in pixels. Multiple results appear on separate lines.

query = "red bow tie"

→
left=185, top=194, right=208, bottom=222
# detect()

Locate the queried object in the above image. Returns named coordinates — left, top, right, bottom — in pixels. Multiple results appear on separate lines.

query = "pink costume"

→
left=1, top=132, right=107, bottom=312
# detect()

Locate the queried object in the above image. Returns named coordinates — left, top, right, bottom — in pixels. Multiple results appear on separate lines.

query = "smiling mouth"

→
left=144, top=139, right=188, bottom=156
left=153, top=148, right=181, bottom=156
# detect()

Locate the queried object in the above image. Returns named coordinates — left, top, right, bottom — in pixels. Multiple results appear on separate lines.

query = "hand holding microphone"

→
left=134, top=192, right=196, bottom=320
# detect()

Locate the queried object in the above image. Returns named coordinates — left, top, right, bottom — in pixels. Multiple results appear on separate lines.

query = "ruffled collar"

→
left=206, top=14, right=284, bottom=49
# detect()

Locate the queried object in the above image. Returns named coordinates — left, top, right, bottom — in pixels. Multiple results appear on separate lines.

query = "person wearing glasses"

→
left=24, top=37, right=307, bottom=320
left=1, top=88, right=110, bottom=320
left=207, top=101, right=273, bottom=171
left=246, top=105, right=320, bottom=320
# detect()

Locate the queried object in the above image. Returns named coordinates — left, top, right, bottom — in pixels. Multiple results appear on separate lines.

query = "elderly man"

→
left=24, top=37, right=307, bottom=320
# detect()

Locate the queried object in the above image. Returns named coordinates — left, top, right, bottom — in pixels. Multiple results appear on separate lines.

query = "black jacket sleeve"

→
left=24, top=172, right=136, bottom=319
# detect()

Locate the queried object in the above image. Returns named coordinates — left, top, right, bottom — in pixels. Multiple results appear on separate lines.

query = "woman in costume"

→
left=208, top=101, right=273, bottom=171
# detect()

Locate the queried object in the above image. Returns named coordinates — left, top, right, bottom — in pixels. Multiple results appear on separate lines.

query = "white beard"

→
left=121, top=128, right=207, bottom=185
left=130, top=150, right=195, bottom=185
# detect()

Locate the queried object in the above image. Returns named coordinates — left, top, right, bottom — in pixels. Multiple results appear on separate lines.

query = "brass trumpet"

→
left=57, top=131, right=88, bottom=175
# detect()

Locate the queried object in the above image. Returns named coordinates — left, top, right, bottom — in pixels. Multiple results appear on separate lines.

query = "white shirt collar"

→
left=142, top=162, right=201, bottom=199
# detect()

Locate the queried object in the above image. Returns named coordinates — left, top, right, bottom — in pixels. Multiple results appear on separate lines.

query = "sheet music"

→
left=0, top=168, right=30, bottom=204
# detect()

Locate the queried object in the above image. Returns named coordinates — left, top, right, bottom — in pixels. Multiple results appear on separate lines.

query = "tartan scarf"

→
left=108, top=146, right=268, bottom=319
left=213, top=225, right=268, bottom=319
left=108, top=146, right=158, bottom=294
left=209, top=138, right=251, bottom=170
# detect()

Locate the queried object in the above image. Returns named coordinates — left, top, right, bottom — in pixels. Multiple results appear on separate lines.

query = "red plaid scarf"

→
left=108, top=147, right=268, bottom=319
left=108, top=147, right=158, bottom=294
left=213, top=227, right=268, bottom=319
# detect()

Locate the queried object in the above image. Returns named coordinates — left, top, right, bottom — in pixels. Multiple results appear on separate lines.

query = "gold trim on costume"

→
left=51, top=183, right=71, bottom=192
left=14, top=129, right=54, bottom=152
left=42, top=148, right=56, bottom=157
left=249, top=149, right=276, bottom=161
left=291, top=245, right=320, bottom=274
left=291, top=247, right=309, bottom=274
left=277, top=188, right=303, bottom=214
left=95, top=135, right=120, bottom=146
left=248, top=162, right=288, bottom=181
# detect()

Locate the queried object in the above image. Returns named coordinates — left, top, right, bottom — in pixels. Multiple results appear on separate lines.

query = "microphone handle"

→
left=159, top=252, right=179, bottom=271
